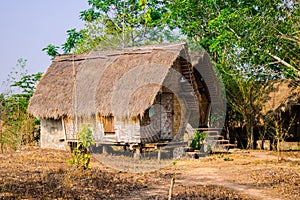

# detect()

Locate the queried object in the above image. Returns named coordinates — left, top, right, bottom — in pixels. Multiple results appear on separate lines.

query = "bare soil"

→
left=0, top=147, right=299, bottom=199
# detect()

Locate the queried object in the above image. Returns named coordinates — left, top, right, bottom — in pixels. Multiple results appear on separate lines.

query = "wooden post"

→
left=103, top=145, right=108, bottom=154
left=134, top=147, right=141, bottom=159
left=157, top=147, right=161, bottom=161
left=62, top=118, right=68, bottom=149
left=168, top=176, right=175, bottom=200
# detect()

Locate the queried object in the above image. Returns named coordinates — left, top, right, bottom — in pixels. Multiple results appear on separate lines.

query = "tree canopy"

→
left=167, top=0, right=299, bottom=78
left=43, top=0, right=180, bottom=56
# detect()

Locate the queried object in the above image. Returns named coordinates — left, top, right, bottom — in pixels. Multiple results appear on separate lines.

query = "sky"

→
left=0, top=0, right=89, bottom=92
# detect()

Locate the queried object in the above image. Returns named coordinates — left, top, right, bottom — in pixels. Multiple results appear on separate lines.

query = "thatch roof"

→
left=262, top=79, right=300, bottom=114
left=28, top=43, right=195, bottom=119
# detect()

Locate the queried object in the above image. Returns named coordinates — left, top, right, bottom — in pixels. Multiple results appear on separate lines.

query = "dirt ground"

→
left=0, top=147, right=299, bottom=199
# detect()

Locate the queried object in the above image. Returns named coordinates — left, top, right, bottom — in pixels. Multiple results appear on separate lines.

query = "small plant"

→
left=68, top=125, right=95, bottom=170
left=223, top=157, right=233, bottom=161
left=168, top=161, right=177, bottom=200
left=190, top=130, right=207, bottom=151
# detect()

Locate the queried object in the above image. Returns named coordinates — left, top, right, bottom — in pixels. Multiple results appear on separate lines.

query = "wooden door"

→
left=103, top=116, right=115, bottom=135
left=159, top=93, right=174, bottom=140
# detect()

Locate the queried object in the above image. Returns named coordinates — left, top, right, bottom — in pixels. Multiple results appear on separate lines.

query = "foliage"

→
left=225, top=74, right=274, bottom=148
left=190, top=130, right=207, bottom=150
left=45, top=0, right=181, bottom=56
left=0, top=94, right=5, bottom=153
left=78, top=0, right=173, bottom=47
left=166, top=0, right=299, bottom=148
left=0, top=59, right=42, bottom=152
left=42, top=44, right=60, bottom=59
left=11, top=73, right=42, bottom=96
left=62, top=28, right=85, bottom=54
left=68, top=125, right=95, bottom=170
left=167, top=0, right=300, bottom=77
left=223, top=157, right=233, bottom=161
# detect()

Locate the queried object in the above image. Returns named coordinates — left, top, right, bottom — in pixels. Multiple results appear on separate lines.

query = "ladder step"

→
left=203, top=131, right=219, bottom=135
left=216, top=139, right=230, bottom=144
left=207, top=135, right=224, bottom=140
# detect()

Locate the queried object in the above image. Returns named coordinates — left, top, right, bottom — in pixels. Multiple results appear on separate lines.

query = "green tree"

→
left=79, top=0, right=171, bottom=47
left=224, top=73, right=273, bottom=149
left=1, top=59, right=42, bottom=151
left=167, top=0, right=299, bottom=76
left=45, top=0, right=180, bottom=55
left=42, top=44, right=60, bottom=59
left=62, top=28, right=86, bottom=54
left=166, top=0, right=299, bottom=148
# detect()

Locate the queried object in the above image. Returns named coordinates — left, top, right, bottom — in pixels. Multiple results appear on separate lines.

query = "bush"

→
left=190, top=130, right=207, bottom=151
left=68, top=125, right=95, bottom=170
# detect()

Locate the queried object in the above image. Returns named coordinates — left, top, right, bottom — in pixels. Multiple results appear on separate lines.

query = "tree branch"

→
left=266, top=51, right=297, bottom=71
left=279, top=35, right=299, bottom=43
left=262, top=61, right=280, bottom=68
left=226, top=25, right=241, bottom=39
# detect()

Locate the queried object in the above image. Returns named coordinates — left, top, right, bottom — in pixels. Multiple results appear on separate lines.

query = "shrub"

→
left=68, top=125, right=94, bottom=170
left=190, top=130, right=207, bottom=151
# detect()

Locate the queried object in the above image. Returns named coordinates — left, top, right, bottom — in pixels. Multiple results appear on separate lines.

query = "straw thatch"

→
left=28, top=43, right=193, bottom=119
left=262, top=79, right=300, bottom=115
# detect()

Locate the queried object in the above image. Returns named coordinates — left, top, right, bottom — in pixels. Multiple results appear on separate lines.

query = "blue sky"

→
left=0, top=0, right=89, bottom=92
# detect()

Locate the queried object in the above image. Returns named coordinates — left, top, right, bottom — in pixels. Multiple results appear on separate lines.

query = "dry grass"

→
left=0, top=148, right=299, bottom=199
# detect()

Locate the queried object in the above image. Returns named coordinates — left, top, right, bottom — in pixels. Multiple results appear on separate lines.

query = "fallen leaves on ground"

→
left=0, top=148, right=299, bottom=199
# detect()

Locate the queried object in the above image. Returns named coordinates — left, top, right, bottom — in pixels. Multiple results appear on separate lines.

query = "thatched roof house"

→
left=262, top=79, right=300, bottom=141
left=29, top=43, right=211, bottom=150
left=262, top=79, right=300, bottom=114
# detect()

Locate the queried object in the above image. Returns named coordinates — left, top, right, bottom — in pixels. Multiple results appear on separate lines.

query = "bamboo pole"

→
left=168, top=176, right=175, bottom=200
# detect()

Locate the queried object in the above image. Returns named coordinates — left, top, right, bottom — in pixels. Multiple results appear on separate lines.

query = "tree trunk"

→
left=246, top=124, right=251, bottom=149
left=277, top=138, right=282, bottom=161
left=250, top=121, right=254, bottom=149
left=247, top=115, right=255, bottom=149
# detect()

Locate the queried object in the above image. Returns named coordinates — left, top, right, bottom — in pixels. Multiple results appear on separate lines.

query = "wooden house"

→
left=28, top=43, right=213, bottom=150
